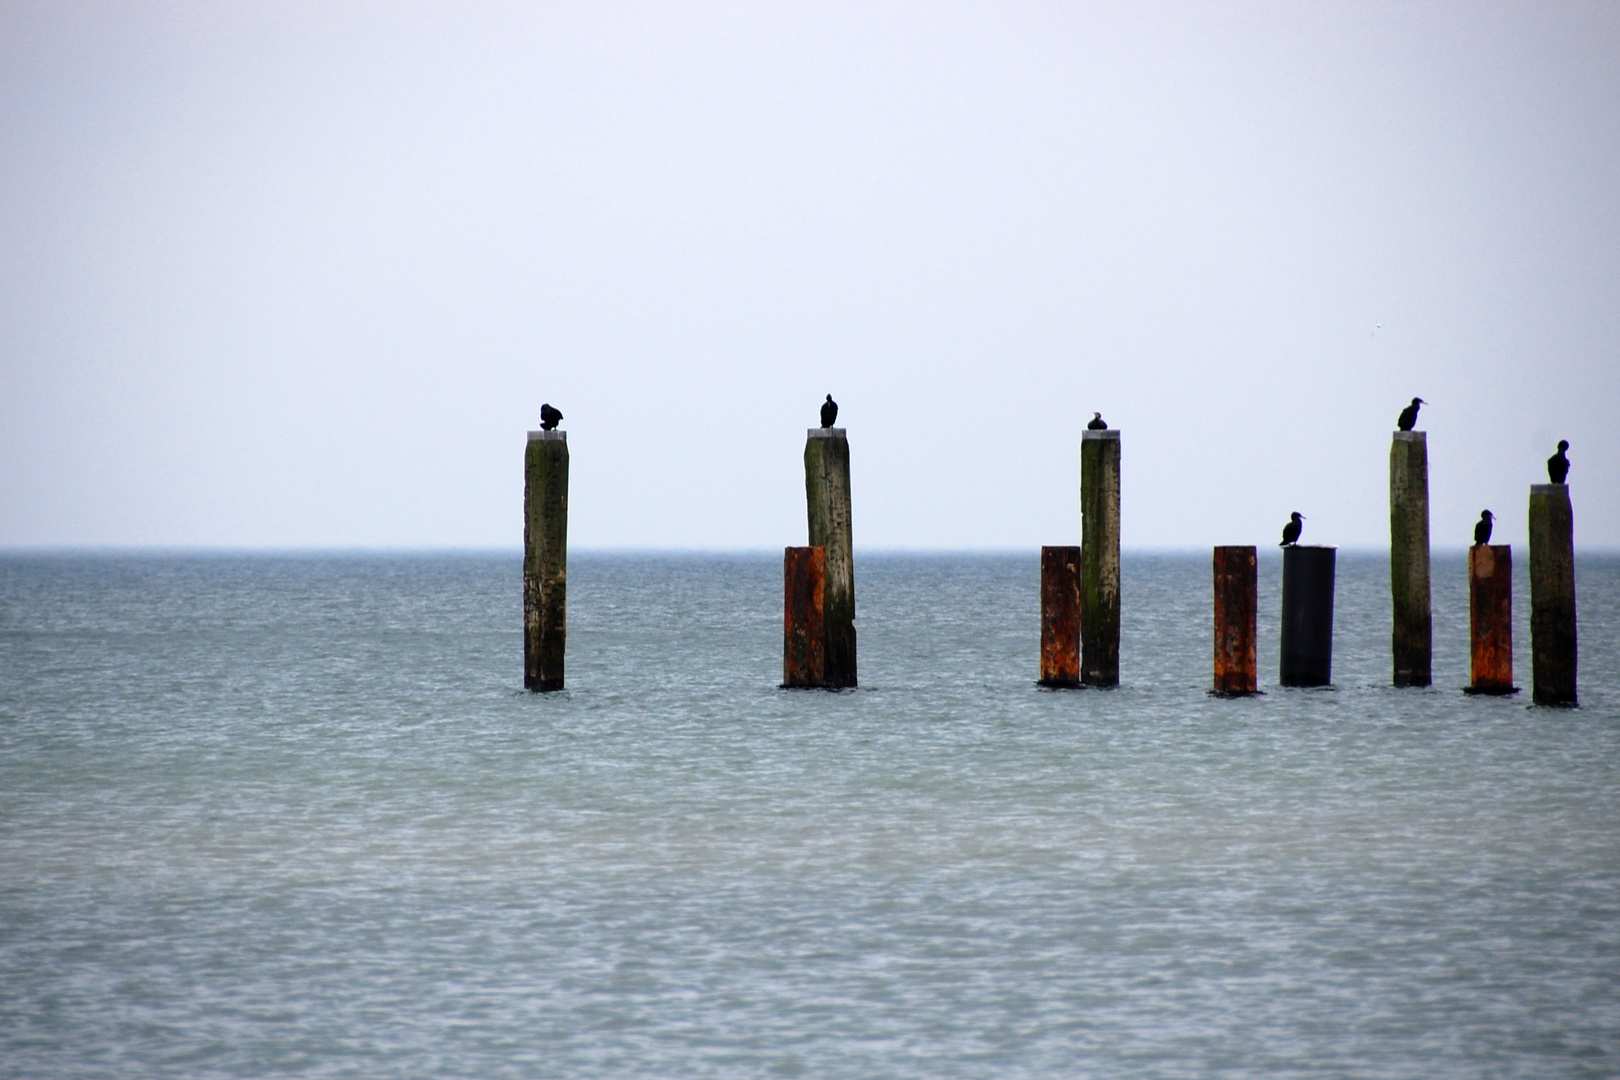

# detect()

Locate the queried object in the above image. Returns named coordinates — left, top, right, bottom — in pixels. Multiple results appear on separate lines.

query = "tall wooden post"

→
left=1280, top=545, right=1335, bottom=687
left=1039, top=546, right=1081, bottom=687
left=1389, top=431, right=1432, bottom=687
left=782, top=546, right=826, bottom=688
left=524, top=429, right=568, bottom=691
left=1080, top=429, right=1120, bottom=686
left=1212, top=545, right=1258, bottom=695
left=1529, top=484, right=1577, bottom=706
left=805, top=428, right=856, bottom=688
left=1466, top=544, right=1515, bottom=694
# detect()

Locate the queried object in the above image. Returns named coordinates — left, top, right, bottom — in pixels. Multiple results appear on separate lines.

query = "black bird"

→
left=820, top=394, right=838, bottom=428
left=1087, top=412, right=1107, bottom=430
left=1396, top=397, right=1425, bottom=431
left=1474, top=510, right=1494, bottom=546
left=1548, top=440, right=1570, bottom=484
left=1280, top=511, right=1304, bottom=547
left=539, top=403, right=563, bottom=431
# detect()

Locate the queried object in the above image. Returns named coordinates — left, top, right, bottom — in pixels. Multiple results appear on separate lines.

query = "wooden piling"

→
left=1280, top=545, right=1335, bottom=687
left=1389, top=431, right=1432, bottom=687
left=523, top=429, right=568, bottom=691
left=805, top=428, right=856, bottom=688
left=1080, top=429, right=1120, bottom=686
left=1039, top=546, right=1081, bottom=687
left=1466, top=544, right=1515, bottom=694
left=1212, top=545, right=1258, bottom=695
left=1529, top=484, right=1577, bottom=706
left=782, top=546, right=826, bottom=688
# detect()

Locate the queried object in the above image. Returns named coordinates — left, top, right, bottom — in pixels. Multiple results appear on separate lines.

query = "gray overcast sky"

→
left=2, top=2, right=1616, bottom=550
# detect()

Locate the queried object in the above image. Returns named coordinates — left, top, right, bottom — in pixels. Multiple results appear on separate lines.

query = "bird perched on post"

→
left=1548, top=440, right=1570, bottom=484
left=1087, top=412, right=1107, bottom=430
left=1396, top=397, right=1425, bottom=431
left=1280, top=512, right=1304, bottom=546
left=539, top=403, right=563, bottom=431
left=1474, top=510, right=1494, bottom=546
left=820, top=394, right=838, bottom=428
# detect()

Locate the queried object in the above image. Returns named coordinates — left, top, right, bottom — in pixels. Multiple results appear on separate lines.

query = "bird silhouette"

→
left=1474, top=510, right=1494, bottom=546
left=819, top=395, right=838, bottom=428
left=1087, top=412, right=1107, bottom=431
left=1280, top=512, right=1304, bottom=546
left=1548, top=440, right=1570, bottom=484
left=1396, top=397, right=1425, bottom=431
left=539, top=403, right=563, bottom=431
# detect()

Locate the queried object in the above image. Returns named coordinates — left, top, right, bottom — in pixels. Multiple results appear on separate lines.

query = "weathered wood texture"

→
left=1467, top=544, right=1514, bottom=694
left=1039, top=546, right=1081, bottom=687
left=1080, top=430, right=1120, bottom=686
left=805, top=429, right=856, bottom=688
left=523, top=430, right=569, bottom=692
left=1529, top=484, right=1577, bottom=706
left=1389, top=431, right=1432, bottom=687
left=1212, top=545, right=1258, bottom=695
left=1280, top=545, right=1336, bottom=687
left=782, top=546, right=826, bottom=688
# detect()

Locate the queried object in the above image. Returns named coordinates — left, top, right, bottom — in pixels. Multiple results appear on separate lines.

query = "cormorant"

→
left=1087, top=412, right=1107, bottom=431
left=1474, top=510, right=1493, bottom=546
left=1280, top=512, right=1304, bottom=547
left=820, top=394, right=838, bottom=428
left=1548, top=440, right=1570, bottom=484
left=1396, top=397, right=1425, bottom=431
left=539, top=403, right=563, bottom=431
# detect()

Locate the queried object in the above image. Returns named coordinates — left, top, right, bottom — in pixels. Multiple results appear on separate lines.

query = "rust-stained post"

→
left=1280, top=545, right=1335, bottom=687
left=805, top=428, right=856, bottom=688
left=1080, top=428, right=1120, bottom=686
left=1390, top=430, right=1432, bottom=687
left=782, top=546, right=826, bottom=688
left=1529, top=484, right=1577, bottom=706
left=1466, top=544, right=1515, bottom=694
left=1212, top=545, right=1258, bottom=695
left=1039, top=545, right=1081, bottom=687
left=523, top=429, right=568, bottom=691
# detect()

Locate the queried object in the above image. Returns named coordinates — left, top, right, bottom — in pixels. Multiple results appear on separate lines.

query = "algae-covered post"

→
left=1529, top=484, right=1577, bottom=706
left=1467, top=544, right=1515, bottom=694
left=805, top=428, right=856, bottom=688
left=1039, top=546, right=1081, bottom=687
left=782, top=546, right=826, bottom=689
left=523, top=429, right=568, bottom=691
left=1212, top=545, right=1258, bottom=695
left=1280, top=545, right=1335, bottom=687
left=1389, top=430, right=1432, bottom=687
left=1080, top=429, right=1120, bottom=686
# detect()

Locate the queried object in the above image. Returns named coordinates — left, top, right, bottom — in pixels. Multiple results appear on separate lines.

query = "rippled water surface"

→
left=2, top=551, right=1617, bottom=1078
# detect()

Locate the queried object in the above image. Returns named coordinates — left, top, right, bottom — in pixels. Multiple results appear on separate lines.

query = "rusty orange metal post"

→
left=1466, top=544, right=1515, bottom=695
left=1039, top=545, right=1081, bottom=687
left=1212, top=545, right=1258, bottom=695
left=782, top=546, right=826, bottom=688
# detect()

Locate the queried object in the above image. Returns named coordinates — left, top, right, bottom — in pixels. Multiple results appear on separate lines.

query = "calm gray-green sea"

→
left=2, top=551, right=1617, bottom=1078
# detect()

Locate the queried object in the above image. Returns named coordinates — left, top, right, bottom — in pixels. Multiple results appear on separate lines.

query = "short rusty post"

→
left=1212, top=545, right=1258, bottom=695
left=523, top=429, right=568, bottom=691
left=1390, top=430, right=1432, bottom=687
left=1039, top=546, right=1081, bottom=687
left=1466, top=544, right=1515, bottom=694
left=782, top=546, right=826, bottom=688
left=1080, top=428, right=1120, bottom=686
left=1280, top=545, right=1336, bottom=687
left=805, top=428, right=856, bottom=688
left=1529, top=484, right=1577, bottom=706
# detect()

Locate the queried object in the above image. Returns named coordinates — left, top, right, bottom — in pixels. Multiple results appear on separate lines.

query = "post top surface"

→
left=528, top=430, right=567, bottom=442
left=806, top=427, right=847, bottom=439
left=1082, top=429, right=1120, bottom=440
left=1530, top=483, right=1569, bottom=496
left=1282, top=544, right=1338, bottom=551
left=1392, top=430, right=1426, bottom=441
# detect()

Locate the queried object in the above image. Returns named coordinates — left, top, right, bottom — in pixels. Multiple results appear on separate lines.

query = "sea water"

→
left=1, top=551, right=1616, bottom=1078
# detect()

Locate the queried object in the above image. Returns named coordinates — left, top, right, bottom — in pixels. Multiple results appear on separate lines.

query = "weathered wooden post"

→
left=805, top=427, right=856, bottom=688
left=1466, top=544, right=1515, bottom=694
left=1080, top=428, right=1120, bottom=686
left=524, top=429, right=568, bottom=691
left=782, top=546, right=826, bottom=688
left=1389, top=430, right=1432, bottom=687
left=1212, top=545, right=1258, bottom=695
left=1529, top=484, right=1577, bottom=706
left=1280, top=545, right=1335, bottom=687
left=1039, top=546, right=1081, bottom=687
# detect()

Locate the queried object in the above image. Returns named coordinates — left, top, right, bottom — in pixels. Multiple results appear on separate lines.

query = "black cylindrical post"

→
left=1280, top=545, right=1336, bottom=687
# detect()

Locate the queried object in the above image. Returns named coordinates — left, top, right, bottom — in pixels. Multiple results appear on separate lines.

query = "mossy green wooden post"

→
left=524, top=430, right=568, bottom=691
left=1529, top=484, right=1577, bottom=706
left=1080, top=428, right=1120, bottom=686
left=1390, top=430, right=1432, bottom=687
left=805, top=428, right=856, bottom=688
